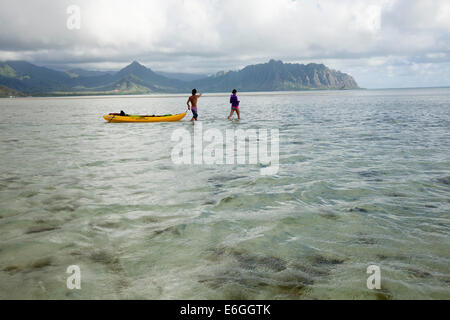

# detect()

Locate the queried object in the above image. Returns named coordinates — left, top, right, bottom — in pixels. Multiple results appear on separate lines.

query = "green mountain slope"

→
left=0, top=85, right=25, bottom=97
left=0, top=61, right=74, bottom=93
left=110, top=61, right=187, bottom=92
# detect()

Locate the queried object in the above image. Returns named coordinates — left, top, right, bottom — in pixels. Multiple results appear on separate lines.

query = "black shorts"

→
left=192, top=109, right=198, bottom=119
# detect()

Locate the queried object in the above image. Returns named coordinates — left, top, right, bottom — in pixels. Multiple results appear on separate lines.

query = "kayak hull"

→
left=104, top=112, right=186, bottom=123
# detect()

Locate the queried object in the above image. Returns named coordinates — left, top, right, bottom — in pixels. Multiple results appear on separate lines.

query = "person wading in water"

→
left=187, top=88, right=202, bottom=121
left=228, top=89, right=240, bottom=120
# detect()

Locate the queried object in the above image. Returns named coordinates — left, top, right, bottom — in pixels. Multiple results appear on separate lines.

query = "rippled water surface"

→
left=0, top=89, right=449, bottom=299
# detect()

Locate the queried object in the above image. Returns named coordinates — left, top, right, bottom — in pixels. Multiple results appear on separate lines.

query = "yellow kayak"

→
left=104, top=112, right=186, bottom=123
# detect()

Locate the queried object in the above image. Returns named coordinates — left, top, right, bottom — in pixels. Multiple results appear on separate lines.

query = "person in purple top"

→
left=228, top=89, right=240, bottom=120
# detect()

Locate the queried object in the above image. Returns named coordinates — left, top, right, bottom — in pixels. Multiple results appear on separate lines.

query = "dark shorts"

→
left=192, top=108, right=198, bottom=119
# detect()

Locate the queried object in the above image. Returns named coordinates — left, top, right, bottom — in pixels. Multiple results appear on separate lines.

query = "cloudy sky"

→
left=0, top=0, right=449, bottom=88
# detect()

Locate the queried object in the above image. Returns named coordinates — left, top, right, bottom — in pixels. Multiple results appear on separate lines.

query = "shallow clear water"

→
left=0, top=88, right=449, bottom=299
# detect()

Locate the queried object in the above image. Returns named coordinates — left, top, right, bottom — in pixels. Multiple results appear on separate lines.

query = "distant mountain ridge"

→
left=154, top=70, right=209, bottom=82
left=0, top=59, right=359, bottom=96
left=65, top=68, right=114, bottom=78
left=193, top=59, right=358, bottom=92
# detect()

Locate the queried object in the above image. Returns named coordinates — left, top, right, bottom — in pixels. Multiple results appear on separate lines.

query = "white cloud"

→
left=0, top=0, right=449, bottom=88
left=426, top=52, right=446, bottom=59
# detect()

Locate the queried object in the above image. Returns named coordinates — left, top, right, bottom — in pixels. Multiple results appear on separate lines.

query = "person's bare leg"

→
left=236, top=109, right=240, bottom=120
left=228, top=109, right=234, bottom=120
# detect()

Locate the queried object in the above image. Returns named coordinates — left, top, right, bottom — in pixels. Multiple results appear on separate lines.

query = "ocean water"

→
left=0, top=88, right=449, bottom=299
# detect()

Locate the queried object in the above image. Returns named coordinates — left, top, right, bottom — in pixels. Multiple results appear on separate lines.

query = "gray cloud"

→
left=0, top=0, right=449, bottom=88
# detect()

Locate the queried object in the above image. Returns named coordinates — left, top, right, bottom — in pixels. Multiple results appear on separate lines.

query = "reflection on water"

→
left=0, top=89, right=449, bottom=299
